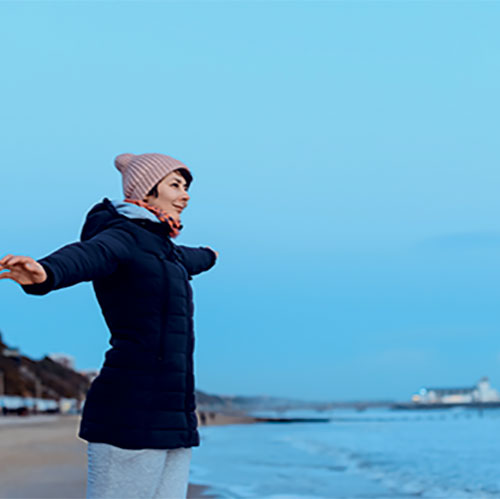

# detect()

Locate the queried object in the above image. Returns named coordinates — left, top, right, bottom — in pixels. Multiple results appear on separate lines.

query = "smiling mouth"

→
left=173, top=205, right=185, bottom=212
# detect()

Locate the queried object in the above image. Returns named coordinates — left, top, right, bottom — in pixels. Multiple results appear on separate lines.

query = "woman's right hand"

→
left=0, top=255, right=48, bottom=285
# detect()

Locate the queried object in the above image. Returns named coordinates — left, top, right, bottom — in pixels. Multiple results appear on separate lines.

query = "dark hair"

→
left=146, top=168, right=193, bottom=198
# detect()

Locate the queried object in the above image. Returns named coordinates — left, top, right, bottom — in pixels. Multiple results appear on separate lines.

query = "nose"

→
left=181, top=190, right=190, bottom=203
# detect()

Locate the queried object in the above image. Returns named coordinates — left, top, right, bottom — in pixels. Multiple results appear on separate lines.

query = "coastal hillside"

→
left=0, top=334, right=90, bottom=400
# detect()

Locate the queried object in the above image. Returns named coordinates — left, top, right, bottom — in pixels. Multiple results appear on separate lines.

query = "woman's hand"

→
left=0, top=254, right=48, bottom=285
left=205, top=246, right=219, bottom=259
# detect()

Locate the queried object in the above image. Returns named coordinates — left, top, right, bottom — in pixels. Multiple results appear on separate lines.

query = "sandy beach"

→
left=0, top=414, right=249, bottom=499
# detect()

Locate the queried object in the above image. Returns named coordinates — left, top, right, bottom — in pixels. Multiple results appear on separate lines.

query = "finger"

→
left=0, top=272, right=14, bottom=281
left=0, top=268, right=20, bottom=278
left=0, top=254, right=14, bottom=265
left=2, top=255, right=24, bottom=267
left=2, top=256, right=33, bottom=270
left=6, top=256, right=25, bottom=266
left=16, top=257, right=35, bottom=268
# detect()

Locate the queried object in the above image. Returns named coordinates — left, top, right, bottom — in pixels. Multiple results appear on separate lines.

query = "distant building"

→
left=412, top=377, right=500, bottom=404
left=48, top=353, right=75, bottom=370
left=2, top=347, right=21, bottom=359
left=59, top=397, right=79, bottom=414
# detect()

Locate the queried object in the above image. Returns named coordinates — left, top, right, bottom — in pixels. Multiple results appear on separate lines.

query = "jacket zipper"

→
left=170, top=257, right=195, bottom=418
left=157, top=255, right=168, bottom=362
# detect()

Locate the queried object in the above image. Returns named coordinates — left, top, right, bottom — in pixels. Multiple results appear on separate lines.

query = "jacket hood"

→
left=80, top=198, right=171, bottom=242
left=80, top=198, right=132, bottom=241
left=110, top=199, right=160, bottom=224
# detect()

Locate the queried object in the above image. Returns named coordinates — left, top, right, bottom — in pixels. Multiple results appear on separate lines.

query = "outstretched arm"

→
left=0, top=226, right=135, bottom=295
left=173, top=244, right=218, bottom=277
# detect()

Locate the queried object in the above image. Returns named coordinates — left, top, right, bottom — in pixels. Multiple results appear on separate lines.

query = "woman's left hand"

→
left=206, top=246, right=219, bottom=259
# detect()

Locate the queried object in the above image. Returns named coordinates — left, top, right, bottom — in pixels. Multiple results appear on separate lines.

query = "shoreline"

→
left=196, top=410, right=257, bottom=427
left=0, top=413, right=252, bottom=499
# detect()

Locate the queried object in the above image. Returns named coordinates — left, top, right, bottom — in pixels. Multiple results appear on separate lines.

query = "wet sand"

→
left=0, top=414, right=248, bottom=498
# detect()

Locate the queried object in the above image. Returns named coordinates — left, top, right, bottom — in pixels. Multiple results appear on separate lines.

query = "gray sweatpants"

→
left=86, top=443, right=192, bottom=499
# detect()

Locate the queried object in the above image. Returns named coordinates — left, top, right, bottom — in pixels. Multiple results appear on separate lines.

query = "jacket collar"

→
left=110, top=199, right=160, bottom=223
left=103, top=198, right=173, bottom=241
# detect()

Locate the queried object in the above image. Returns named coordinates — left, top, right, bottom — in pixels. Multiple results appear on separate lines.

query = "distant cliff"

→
left=0, top=334, right=90, bottom=400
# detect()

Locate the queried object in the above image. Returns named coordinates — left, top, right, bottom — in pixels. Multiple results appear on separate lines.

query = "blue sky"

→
left=1, top=1, right=500, bottom=401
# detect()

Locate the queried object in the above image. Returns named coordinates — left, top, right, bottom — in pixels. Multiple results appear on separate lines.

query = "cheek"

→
left=159, top=187, right=176, bottom=202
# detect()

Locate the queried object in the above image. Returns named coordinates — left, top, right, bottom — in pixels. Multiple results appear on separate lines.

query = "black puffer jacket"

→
left=22, top=198, right=216, bottom=449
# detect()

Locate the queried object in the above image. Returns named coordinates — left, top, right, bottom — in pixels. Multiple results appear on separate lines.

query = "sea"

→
left=190, top=407, right=500, bottom=498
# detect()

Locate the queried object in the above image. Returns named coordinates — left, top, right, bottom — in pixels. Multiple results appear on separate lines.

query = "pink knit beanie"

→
left=114, top=153, right=192, bottom=201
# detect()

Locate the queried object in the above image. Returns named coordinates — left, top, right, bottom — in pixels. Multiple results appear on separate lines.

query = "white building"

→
left=2, top=347, right=20, bottom=359
left=412, top=377, right=500, bottom=404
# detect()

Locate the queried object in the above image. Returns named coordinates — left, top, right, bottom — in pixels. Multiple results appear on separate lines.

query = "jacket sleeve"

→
left=21, top=227, right=135, bottom=296
left=173, top=244, right=217, bottom=278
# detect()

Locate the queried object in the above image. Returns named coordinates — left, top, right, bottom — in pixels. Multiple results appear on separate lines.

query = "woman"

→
left=0, top=153, right=218, bottom=498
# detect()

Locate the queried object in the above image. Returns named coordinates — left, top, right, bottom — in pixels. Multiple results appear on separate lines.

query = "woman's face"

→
left=144, top=171, right=190, bottom=222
